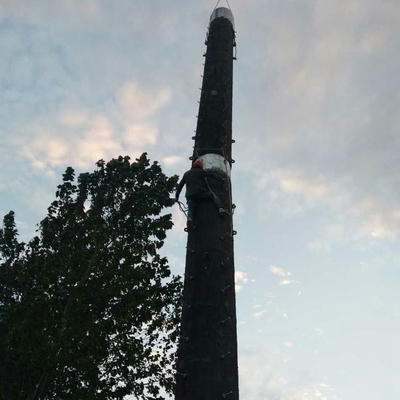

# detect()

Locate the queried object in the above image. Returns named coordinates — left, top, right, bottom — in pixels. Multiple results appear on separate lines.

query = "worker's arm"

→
left=175, top=173, right=187, bottom=201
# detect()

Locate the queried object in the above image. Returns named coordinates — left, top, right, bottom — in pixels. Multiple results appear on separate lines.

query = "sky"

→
left=1, top=0, right=399, bottom=399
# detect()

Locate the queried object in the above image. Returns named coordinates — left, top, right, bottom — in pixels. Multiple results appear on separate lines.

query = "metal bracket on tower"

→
left=220, top=257, right=230, bottom=266
left=221, top=351, right=231, bottom=360
left=221, top=285, right=231, bottom=294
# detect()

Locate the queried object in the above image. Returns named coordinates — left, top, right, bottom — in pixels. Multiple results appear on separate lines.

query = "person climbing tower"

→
left=175, top=158, right=229, bottom=226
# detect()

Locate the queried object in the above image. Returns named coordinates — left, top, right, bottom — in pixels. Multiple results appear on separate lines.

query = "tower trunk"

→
left=175, top=7, right=238, bottom=400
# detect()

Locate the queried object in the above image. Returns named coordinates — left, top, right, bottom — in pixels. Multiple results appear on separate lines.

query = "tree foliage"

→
left=0, top=154, right=182, bottom=400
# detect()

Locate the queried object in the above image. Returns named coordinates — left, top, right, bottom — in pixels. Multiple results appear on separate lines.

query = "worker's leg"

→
left=198, top=192, right=228, bottom=214
left=186, top=197, right=197, bottom=220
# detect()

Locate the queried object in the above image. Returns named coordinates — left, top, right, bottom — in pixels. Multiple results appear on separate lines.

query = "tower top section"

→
left=210, top=7, right=234, bottom=28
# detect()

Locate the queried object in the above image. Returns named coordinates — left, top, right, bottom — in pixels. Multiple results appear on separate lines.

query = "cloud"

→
left=77, top=116, right=122, bottom=164
left=279, top=279, right=295, bottom=286
left=21, top=137, right=68, bottom=169
left=124, top=123, right=158, bottom=147
left=235, top=271, right=249, bottom=293
left=0, top=3, right=187, bottom=196
left=0, top=0, right=103, bottom=26
left=117, top=82, right=171, bottom=121
left=20, top=114, right=122, bottom=169
left=314, top=328, right=324, bottom=337
left=239, top=346, right=340, bottom=400
left=279, top=175, right=331, bottom=199
left=14, top=81, right=172, bottom=171
left=231, top=0, right=400, bottom=242
left=269, top=265, right=289, bottom=277
left=252, top=310, right=265, bottom=319
left=58, top=109, right=88, bottom=127
left=275, top=307, right=289, bottom=320
left=162, top=155, right=184, bottom=167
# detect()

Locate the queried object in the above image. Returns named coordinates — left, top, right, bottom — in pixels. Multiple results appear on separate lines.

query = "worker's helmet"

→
left=193, top=158, right=204, bottom=169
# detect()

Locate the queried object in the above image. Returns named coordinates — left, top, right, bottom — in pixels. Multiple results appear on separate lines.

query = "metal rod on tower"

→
left=175, top=6, right=239, bottom=400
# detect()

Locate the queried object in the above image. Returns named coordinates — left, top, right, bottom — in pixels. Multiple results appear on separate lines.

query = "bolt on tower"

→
left=175, top=7, right=238, bottom=400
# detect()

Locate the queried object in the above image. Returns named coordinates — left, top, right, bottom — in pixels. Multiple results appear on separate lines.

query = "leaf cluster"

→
left=0, top=154, right=182, bottom=400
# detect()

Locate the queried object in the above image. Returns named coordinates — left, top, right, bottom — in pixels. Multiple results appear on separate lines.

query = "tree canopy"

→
left=0, top=154, right=182, bottom=400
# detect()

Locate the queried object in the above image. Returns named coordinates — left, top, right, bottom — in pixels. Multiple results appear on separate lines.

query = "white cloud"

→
left=252, top=310, right=266, bottom=319
left=233, top=0, right=400, bottom=243
left=16, top=81, right=172, bottom=171
left=162, top=155, right=184, bottom=166
left=269, top=265, right=289, bottom=277
left=20, top=114, right=122, bottom=169
left=59, top=108, right=88, bottom=127
left=314, top=328, right=324, bottom=336
left=117, top=81, right=171, bottom=121
left=275, top=307, right=289, bottom=320
left=21, top=135, right=69, bottom=169
left=255, top=171, right=339, bottom=216
left=76, top=116, right=122, bottom=165
left=239, top=346, right=339, bottom=400
left=124, top=122, right=158, bottom=147
left=279, top=279, right=295, bottom=286
left=235, top=271, right=249, bottom=293
left=257, top=164, right=400, bottom=240
left=280, top=175, right=331, bottom=199
left=235, top=271, right=248, bottom=283
left=0, top=0, right=103, bottom=26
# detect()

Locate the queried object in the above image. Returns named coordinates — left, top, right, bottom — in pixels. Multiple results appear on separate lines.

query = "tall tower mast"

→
left=175, top=7, right=238, bottom=400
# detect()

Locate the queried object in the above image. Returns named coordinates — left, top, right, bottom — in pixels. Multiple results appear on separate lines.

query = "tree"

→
left=0, top=154, right=182, bottom=400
